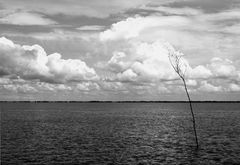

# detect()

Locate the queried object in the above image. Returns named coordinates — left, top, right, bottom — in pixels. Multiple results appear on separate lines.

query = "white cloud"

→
left=0, top=77, right=11, bottom=85
left=35, top=82, right=72, bottom=91
left=228, top=83, right=240, bottom=92
left=107, top=51, right=130, bottom=72
left=189, top=65, right=212, bottom=79
left=0, top=37, right=98, bottom=83
left=107, top=41, right=179, bottom=82
left=99, top=10, right=240, bottom=96
left=106, top=40, right=218, bottom=82
left=1, top=5, right=240, bottom=99
left=36, top=82, right=55, bottom=91
left=198, top=81, right=222, bottom=92
left=117, top=69, right=138, bottom=82
left=186, top=79, right=197, bottom=86
left=157, top=85, right=170, bottom=93
left=99, top=11, right=240, bottom=66
left=100, top=81, right=126, bottom=91
left=55, top=84, right=72, bottom=91
left=104, top=39, right=240, bottom=95
left=208, top=57, right=238, bottom=78
left=100, top=15, right=190, bottom=41
left=76, top=82, right=100, bottom=91
left=77, top=25, right=105, bottom=31
left=0, top=12, right=57, bottom=25
left=100, top=17, right=152, bottom=41
left=2, top=84, right=38, bottom=93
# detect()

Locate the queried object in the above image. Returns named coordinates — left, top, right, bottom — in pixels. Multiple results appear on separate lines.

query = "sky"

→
left=0, top=0, right=240, bottom=101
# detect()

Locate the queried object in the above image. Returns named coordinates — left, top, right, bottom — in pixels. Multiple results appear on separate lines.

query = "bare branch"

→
left=167, top=45, right=199, bottom=149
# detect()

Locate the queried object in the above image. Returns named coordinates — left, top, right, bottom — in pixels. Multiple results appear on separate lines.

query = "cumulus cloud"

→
left=208, top=57, right=238, bottom=78
left=1, top=2, right=240, bottom=100
left=76, top=82, right=100, bottom=91
left=228, top=83, right=240, bottom=92
left=105, top=40, right=220, bottom=82
left=107, top=41, right=178, bottom=82
left=189, top=65, right=212, bottom=79
left=0, top=37, right=98, bottom=83
left=0, top=12, right=57, bottom=25
left=0, top=77, right=11, bottom=85
left=100, top=17, right=152, bottom=41
left=157, top=85, right=170, bottom=93
left=100, top=15, right=190, bottom=41
left=198, top=81, right=222, bottom=92
left=98, top=11, right=240, bottom=96
left=38, top=83, right=66, bottom=91
left=103, top=39, right=240, bottom=95
left=186, top=79, right=197, bottom=86
left=2, top=84, right=38, bottom=93
left=100, top=81, right=126, bottom=91
left=99, top=12, right=240, bottom=66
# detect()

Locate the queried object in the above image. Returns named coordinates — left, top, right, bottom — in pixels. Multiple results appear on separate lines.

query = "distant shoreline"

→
left=0, top=101, right=239, bottom=103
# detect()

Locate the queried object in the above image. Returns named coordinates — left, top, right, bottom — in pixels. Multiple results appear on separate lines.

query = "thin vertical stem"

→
left=168, top=51, right=199, bottom=149
left=182, top=78, right=199, bottom=149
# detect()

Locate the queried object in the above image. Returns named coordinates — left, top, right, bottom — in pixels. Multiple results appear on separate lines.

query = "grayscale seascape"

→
left=1, top=0, right=240, bottom=164
left=1, top=102, right=240, bottom=165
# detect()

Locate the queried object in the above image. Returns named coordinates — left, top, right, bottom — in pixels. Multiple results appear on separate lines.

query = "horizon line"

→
left=0, top=101, right=240, bottom=103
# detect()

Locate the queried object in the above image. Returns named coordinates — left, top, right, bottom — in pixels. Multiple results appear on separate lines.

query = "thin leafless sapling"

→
left=167, top=46, right=199, bottom=149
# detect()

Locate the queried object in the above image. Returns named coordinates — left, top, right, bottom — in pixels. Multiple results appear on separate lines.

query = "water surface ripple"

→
left=1, top=103, right=240, bottom=164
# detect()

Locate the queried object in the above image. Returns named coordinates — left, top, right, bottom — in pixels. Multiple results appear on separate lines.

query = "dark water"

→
left=1, top=103, right=240, bottom=165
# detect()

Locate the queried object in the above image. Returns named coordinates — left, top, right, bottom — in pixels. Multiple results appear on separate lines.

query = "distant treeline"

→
left=0, top=101, right=239, bottom=103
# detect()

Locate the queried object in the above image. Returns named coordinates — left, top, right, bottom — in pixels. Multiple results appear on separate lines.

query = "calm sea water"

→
left=1, top=102, right=240, bottom=165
